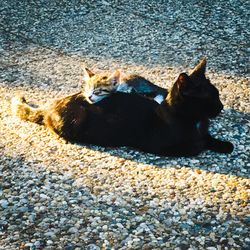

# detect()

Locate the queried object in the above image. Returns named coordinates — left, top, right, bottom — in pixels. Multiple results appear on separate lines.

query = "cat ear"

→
left=109, top=70, right=121, bottom=85
left=190, top=58, right=206, bottom=79
left=82, top=67, right=95, bottom=82
left=176, top=73, right=190, bottom=92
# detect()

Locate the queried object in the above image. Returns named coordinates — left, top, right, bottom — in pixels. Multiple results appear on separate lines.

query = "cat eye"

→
left=93, top=89, right=109, bottom=95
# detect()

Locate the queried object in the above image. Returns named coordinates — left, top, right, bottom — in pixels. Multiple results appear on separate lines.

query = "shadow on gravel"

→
left=76, top=136, right=250, bottom=179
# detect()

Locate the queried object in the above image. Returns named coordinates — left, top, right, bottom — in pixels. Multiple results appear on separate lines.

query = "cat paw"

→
left=216, top=141, right=234, bottom=154
left=207, top=137, right=234, bottom=154
left=222, top=141, right=234, bottom=153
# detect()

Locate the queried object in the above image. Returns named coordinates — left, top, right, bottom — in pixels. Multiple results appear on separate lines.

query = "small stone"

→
left=18, top=206, right=29, bottom=213
left=39, top=206, right=47, bottom=212
left=20, top=198, right=28, bottom=204
left=228, top=238, right=234, bottom=245
left=44, top=231, right=55, bottom=238
left=0, top=199, right=9, bottom=208
left=47, top=240, right=53, bottom=245
left=117, top=223, right=123, bottom=228
left=220, top=237, right=228, bottom=244
left=245, top=238, right=250, bottom=243
left=34, top=241, right=41, bottom=247
left=86, top=244, right=100, bottom=250
left=59, top=218, right=67, bottom=224
left=40, top=194, right=49, bottom=199
left=244, top=216, right=250, bottom=223
left=190, top=159, right=200, bottom=164
left=65, top=244, right=75, bottom=250
left=68, top=227, right=78, bottom=234
left=28, top=214, right=36, bottom=222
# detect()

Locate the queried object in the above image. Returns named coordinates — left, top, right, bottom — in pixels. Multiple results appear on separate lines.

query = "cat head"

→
left=167, top=58, right=223, bottom=119
left=81, top=67, right=121, bottom=103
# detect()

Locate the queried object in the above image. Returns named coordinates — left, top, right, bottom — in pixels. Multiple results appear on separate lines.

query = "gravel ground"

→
left=0, top=0, right=249, bottom=249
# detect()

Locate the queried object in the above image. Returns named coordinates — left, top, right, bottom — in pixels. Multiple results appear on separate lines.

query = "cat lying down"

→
left=81, top=67, right=168, bottom=104
left=12, top=59, right=233, bottom=156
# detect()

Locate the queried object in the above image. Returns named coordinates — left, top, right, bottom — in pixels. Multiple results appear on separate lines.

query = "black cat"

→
left=12, top=59, right=233, bottom=156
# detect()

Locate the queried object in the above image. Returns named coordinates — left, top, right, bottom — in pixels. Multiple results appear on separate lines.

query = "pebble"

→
left=47, top=240, right=53, bottom=245
left=87, top=244, right=100, bottom=250
left=34, top=240, right=41, bottom=247
left=0, top=199, right=9, bottom=208
left=40, top=194, right=49, bottom=200
left=68, top=227, right=78, bottom=234
left=18, top=206, right=29, bottom=213
left=44, top=231, right=56, bottom=238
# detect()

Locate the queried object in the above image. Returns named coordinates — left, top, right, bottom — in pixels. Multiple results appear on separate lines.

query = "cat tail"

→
left=11, top=96, right=45, bottom=125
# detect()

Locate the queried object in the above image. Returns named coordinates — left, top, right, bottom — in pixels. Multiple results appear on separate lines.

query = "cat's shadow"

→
left=78, top=144, right=249, bottom=178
